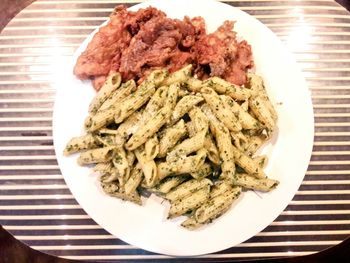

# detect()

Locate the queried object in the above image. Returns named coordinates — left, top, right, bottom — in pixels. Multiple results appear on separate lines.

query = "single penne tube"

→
left=77, top=146, right=115, bottom=165
left=165, top=178, right=212, bottom=202
left=188, top=106, right=209, bottom=132
left=190, top=163, right=212, bottom=179
left=101, top=167, right=120, bottom=184
left=93, top=162, right=113, bottom=174
left=254, top=155, right=268, bottom=169
left=195, top=186, right=241, bottom=224
left=166, top=129, right=207, bottom=162
left=188, top=107, right=220, bottom=163
left=124, top=164, right=144, bottom=195
left=158, top=119, right=187, bottom=158
left=99, top=79, right=136, bottom=111
left=84, top=115, right=93, bottom=130
left=245, top=135, right=266, bottom=156
left=144, top=86, right=168, bottom=116
left=126, top=150, right=135, bottom=167
left=134, top=146, right=158, bottom=188
left=115, top=111, right=142, bottom=139
left=201, top=87, right=241, bottom=132
left=215, top=125, right=236, bottom=181
left=200, top=103, right=222, bottom=136
left=249, top=96, right=276, bottom=130
left=247, top=73, right=265, bottom=95
left=145, top=69, right=169, bottom=87
left=230, top=131, right=249, bottom=152
left=220, top=95, right=260, bottom=130
left=88, top=107, right=116, bottom=132
left=162, top=64, right=192, bottom=86
left=234, top=173, right=279, bottom=192
left=100, top=180, right=119, bottom=194
left=64, top=134, right=99, bottom=156
left=104, top=187, right=142, bottom=205
left=152, top=175, right=188, bottom=194
left=113, top=70, right=167, bottom=124
left=241, top=100, right=249, bottom=111
left=203, top=76, right=252, bottom=101
left=112, top=147, right=130, bottom=181
left=181, top=216, right=203, bottom=230
left=170, top=95, right=204, bottom=125
left=210, top=180, right=233, bottom=198
left=157, top=149, right=207, bottom=180
left=178, top=88, right=190, bottom=98
left=114, top=86, right=156, bottom=124
left=95, top=134, right=115, bottom=147
left=204, top=135, right=221, bottom=165
left=186, top=121, right=196, bottom=137
left=88, top=72, right=121, bottom=114
left=145, top=135, right=159, bottom=161
left=232, top=145, right=265, bottom=178
left=248, top=74, right=278, bottom=123
left=168, top=185, right=210, bottom=219
left=185, top=77, right=202, bottom=92
left=125, top=84, right=179, bottom=151
left=125, top=105, right=171, bottom=151
left=248, top=73, right=278, bottom=124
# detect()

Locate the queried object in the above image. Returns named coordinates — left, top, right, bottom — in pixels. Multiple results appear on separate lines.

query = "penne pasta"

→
left=195, top=186, right=241, bottom=224
left=215, top=125, right=236, bottom=181
left=190, top=163, right=212, bottom=179
left=185, top=77, right=203, bottom=92
left=201, top=87, right=241, bottom=132
left=112, top=147, right=130, bottom=181
left=124, top=164, right=144, bottom=195
left=65, top=65, right=279, bottom=229
left=125, top=84, right=179, bottom=150
left=210, top=181, right=233, bottom=198
left=99, top=79, right=136, bottom=111
left=64, top=134, right=99, bottom=156
left=232, top=145, right=265, bottom=179
left=151, top=175, right=188, bottom=194
left=203, top=76, right=252, bottom=101
left=157, top=149, right=207, bottom=180
left=89, top=72, right=121, bottom=114
left=249, top=96, right=277, bottom=131
left=162, top=64, right=192, bottom=86
left=134, top=146, right=158, bottom=188
left=165, top=178, right=212, bottom=202
left=170, top=95, right=204, bottom=125
left=77, top=146, right=115, bottom=165
left=145, top=135, right=159, bottom=161
left=234, top=173, right=279, bottom=192
left=166, top=129, right=207, bottom=162
left=221, top=95, right=260, bottom=130
left=168, top=185, right=210, bottom=219
left=158, top=119, right=187, bottom=158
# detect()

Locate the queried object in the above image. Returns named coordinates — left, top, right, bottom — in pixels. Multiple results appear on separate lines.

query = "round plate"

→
left=53, top=0, right=314, bottom=256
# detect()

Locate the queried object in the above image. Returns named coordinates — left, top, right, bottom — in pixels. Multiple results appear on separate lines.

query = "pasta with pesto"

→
left=64, top=65, right=279, bottom=229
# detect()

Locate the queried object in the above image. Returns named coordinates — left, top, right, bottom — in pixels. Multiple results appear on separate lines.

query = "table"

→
left=1, top=0, right=350, bottom=261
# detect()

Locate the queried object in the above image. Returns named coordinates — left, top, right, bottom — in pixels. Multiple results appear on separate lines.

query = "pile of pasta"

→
left=64, top=64, right=279, bottom=229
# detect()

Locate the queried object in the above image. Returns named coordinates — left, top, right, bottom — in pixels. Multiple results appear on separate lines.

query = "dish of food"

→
left=64, top=63, right=279, bottom=229
left=53, top=0, right=314, bottom=256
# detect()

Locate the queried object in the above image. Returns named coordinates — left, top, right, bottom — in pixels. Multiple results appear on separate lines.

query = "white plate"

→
left=53, top=0, right=314, bottom=256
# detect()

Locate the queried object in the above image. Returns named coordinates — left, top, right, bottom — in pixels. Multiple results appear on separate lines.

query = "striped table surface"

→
left=1, top=0, right=350, bottom=261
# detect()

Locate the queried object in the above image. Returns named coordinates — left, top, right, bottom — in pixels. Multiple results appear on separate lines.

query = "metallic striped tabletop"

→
left=1, top=0, right=350, bottom=261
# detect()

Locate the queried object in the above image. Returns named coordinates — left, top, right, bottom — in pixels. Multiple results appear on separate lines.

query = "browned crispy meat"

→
left=119, top=16, right=205, bottom=81
left=73, top=5, right=253, bottom=90
left=73, top=5, right=165, bottom=87
left=193, top=21, right=253, bottom=85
